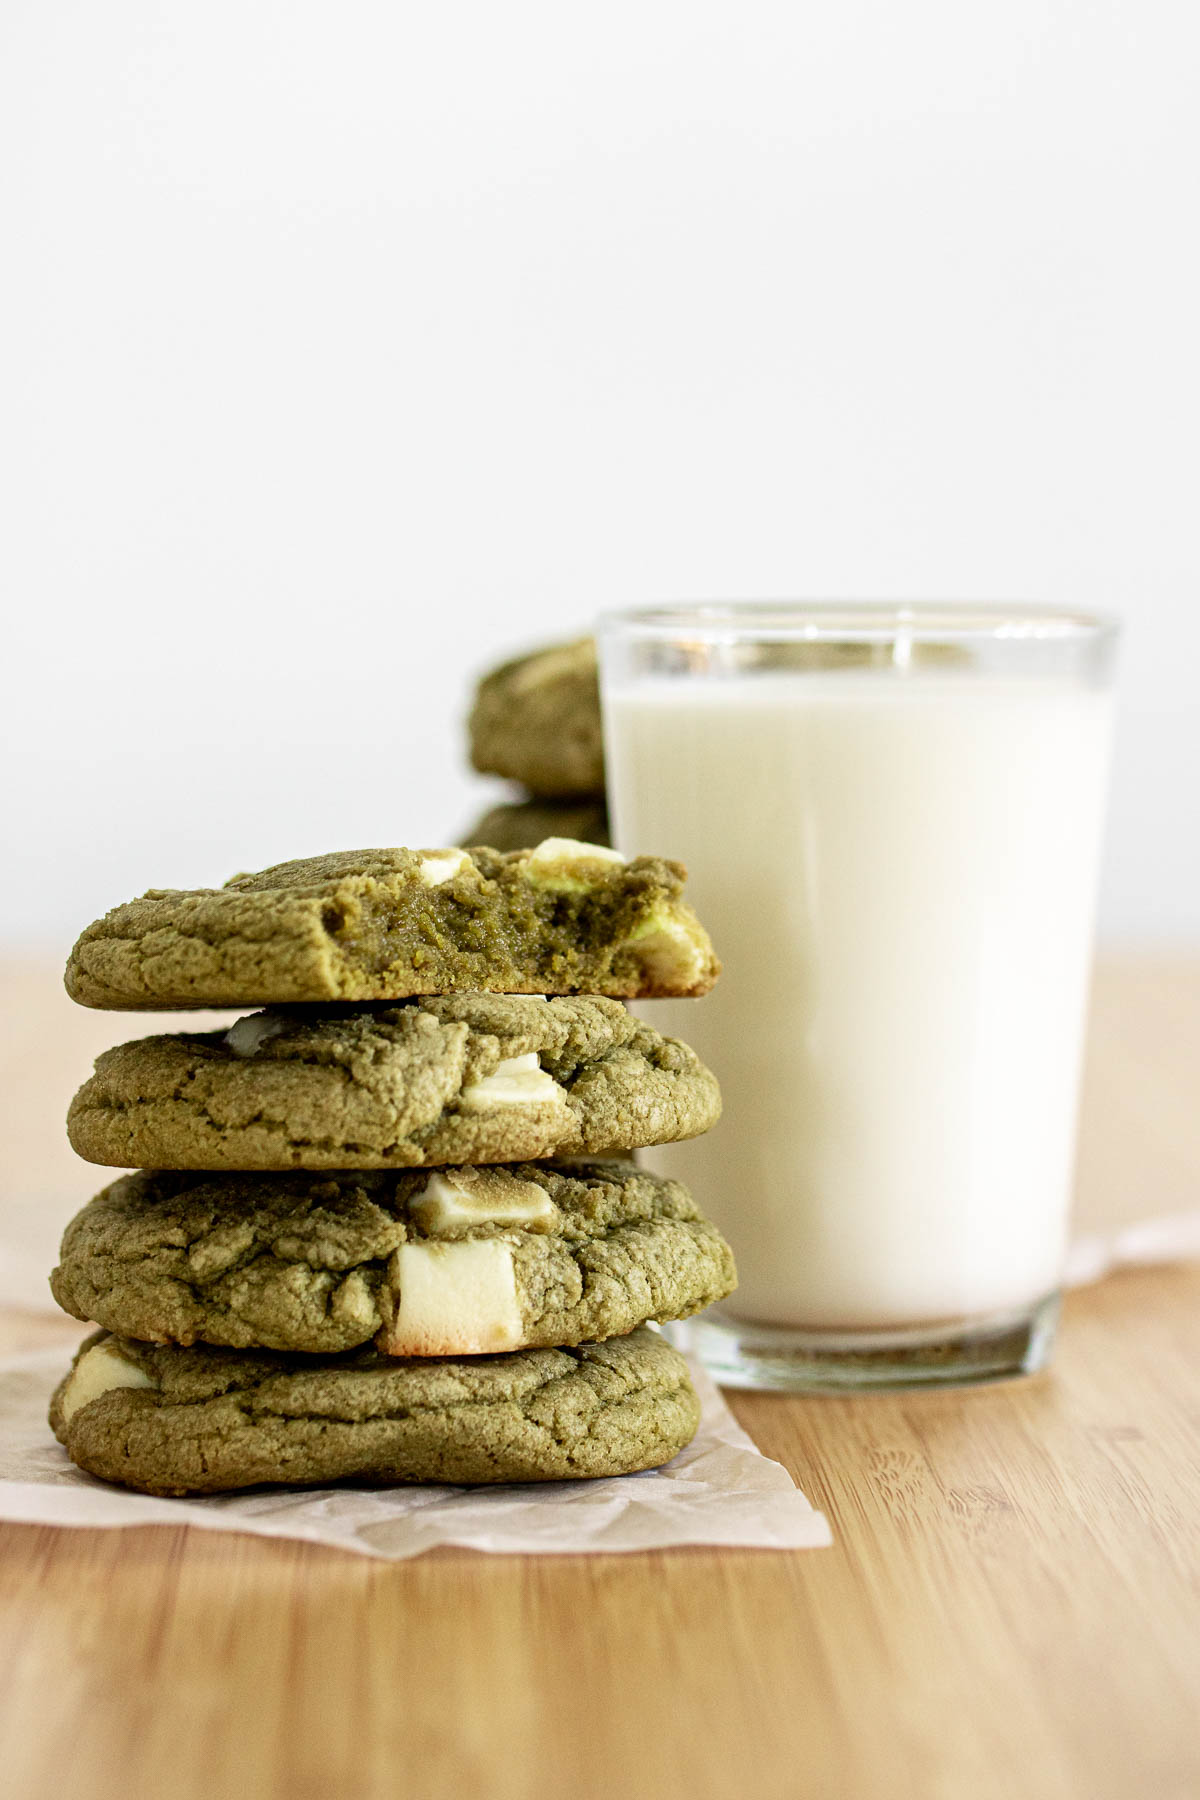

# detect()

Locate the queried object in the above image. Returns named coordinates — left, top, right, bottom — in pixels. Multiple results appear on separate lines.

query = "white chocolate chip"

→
left=416, top=849, right=472, bottom=887
left=458, top=1052, right=567, bottom=1112
left=224, top=1013, right=288, bottom=1058
left=626, top=910, right=708, bottom=986
left=527, top=836, right=625, bottom=870
left=59, top=1342, right=156, bottom=1425
left=383, top=1239, right=524, bottom=1355
left=524, top=836, right=626, bottom=892
left=411, top=1169, right=558, bottom=1232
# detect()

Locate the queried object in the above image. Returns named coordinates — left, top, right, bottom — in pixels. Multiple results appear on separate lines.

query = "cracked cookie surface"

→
left=49, top=1324, right=699, bottom=1494
left=468, top=637, right=604, bottom=797
left=67, top=994, right=721, bottom=1171
left=64, top=840, right=718, bottom=1009
left=51, top=1161, right=737, bottom=1356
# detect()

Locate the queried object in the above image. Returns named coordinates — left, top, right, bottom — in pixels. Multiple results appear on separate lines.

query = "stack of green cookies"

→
left=464, top=638, right=611, bottom=850
left=48, top=840, right=736, bottom=1497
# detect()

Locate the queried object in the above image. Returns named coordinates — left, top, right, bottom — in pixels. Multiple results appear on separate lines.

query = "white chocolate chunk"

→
left=384, top=1240, right=524, bottom=1355
left=416, top=849, right=472, bottom=887
left=459, top=1052, right=567, bottom=1112
left=59, top=1342, right=156, bottom=1425
left=527, top=836, right=625, bottom=871
left=224, top=1013, right=288, bottom=1058
left=626, top=911, right=708, bottom=986
left=524, top=836, right=626, bottom=892
left=411, top=1169, right=558, bottom=1232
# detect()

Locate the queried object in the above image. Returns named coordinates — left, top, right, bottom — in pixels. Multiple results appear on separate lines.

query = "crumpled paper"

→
left=0, top=1348, right=831, bottom=1558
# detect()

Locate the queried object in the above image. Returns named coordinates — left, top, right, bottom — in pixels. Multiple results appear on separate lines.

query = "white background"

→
left=2, top=1, right=1197, bottom=947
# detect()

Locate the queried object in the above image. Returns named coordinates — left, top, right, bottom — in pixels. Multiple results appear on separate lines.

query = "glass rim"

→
left=598, top=601, right=1120, bottom=643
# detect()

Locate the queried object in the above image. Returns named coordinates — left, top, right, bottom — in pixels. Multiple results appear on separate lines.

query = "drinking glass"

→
left=598, top=603, right=1118, bottom=1389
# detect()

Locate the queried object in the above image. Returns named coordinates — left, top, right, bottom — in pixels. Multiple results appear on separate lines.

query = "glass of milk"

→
left=599, top=604, right=1118, bottom=1389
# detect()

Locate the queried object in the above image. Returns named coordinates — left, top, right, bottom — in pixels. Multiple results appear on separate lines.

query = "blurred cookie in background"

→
left=462, top=794, right=609, bottom=852
left=468, top=638, right=604, bottom=798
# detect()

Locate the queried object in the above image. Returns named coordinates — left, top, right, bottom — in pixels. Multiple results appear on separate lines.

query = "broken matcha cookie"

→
left=50, top=1323, right=700, bottom=1495
left=64, top=839, right=719, bottom=1010
left=67, top=994, right=721, bottom=1171
left=51, top=1161, right=737, bottom=1357
left=468, top=638, right=604, bottom=797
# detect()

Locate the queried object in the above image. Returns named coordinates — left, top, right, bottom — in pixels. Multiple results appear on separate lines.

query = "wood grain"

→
left=2, top=959, right=1199, bottom=1800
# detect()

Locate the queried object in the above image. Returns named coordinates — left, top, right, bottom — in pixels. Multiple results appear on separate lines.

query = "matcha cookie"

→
left=65, top=839, right=719, bottom=1010
left=462, top=796, right=610, bottom=854
left=50, top=1324, right=699, bottom=1495
left=469, top=639, right=604, bottom=797
left=67, top=995, right=721, bottom=1171
left=51, top=1161, right=737, bottom=1356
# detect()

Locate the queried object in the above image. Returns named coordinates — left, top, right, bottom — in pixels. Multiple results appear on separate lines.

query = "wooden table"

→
left=2, top=959, right=1199, bottom=1800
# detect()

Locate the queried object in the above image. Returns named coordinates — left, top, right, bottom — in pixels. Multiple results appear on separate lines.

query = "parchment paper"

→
left=0, top=1348, right=832, bottom=1557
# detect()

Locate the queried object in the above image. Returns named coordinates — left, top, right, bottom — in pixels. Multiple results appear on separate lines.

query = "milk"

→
left=604, top=673, right=1113, bottom=1331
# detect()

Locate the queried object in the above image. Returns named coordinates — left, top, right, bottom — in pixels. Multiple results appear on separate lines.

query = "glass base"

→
left=667, top=1292, right=1061, bottom=1392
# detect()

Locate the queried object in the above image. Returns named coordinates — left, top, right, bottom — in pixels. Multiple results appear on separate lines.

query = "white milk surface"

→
left=605, top=673, right=1113, bottom=1330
